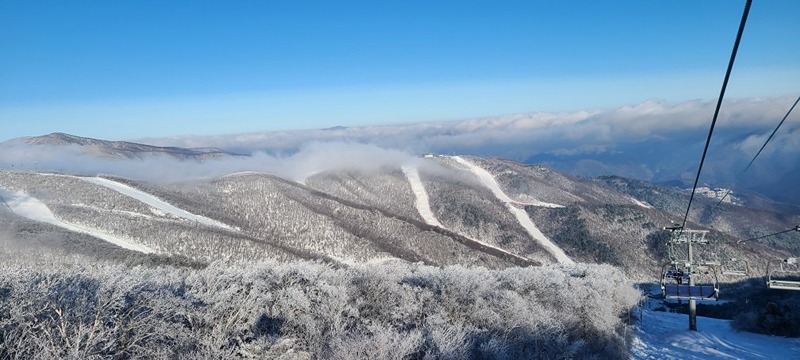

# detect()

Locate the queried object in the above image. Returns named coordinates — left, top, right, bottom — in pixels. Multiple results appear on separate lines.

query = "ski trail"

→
left=0, top=188, right=154, bottom=253
left=81, top=176, right=235, bottom=231
left=401, top=166, right=444, bottom=228
left=451, top=156, right=575, bottom=265
left=630, top=197, right=654, bottom=209
left=446, top=162, right=563, bottom=208
left=402, top=165, right=537, bottom=264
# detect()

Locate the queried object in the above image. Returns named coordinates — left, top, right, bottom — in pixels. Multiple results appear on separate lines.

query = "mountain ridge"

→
left=1, top=133, right=797, bottom=282
left=7, top=132, right=241, bottom=160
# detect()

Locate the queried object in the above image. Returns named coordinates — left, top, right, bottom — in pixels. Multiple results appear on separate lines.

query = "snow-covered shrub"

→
left=0, top=255, right=641, bottom=359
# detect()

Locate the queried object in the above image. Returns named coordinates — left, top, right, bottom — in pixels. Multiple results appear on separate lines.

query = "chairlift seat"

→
left=767, top=280, right=800, bottom=291
left=662, top=284, right=718, bottom=300
left=722, top=270, right=747, bottom=276
left=720, top=258, right=749, bottom=277
left=766, top=259, right=800, bottom=291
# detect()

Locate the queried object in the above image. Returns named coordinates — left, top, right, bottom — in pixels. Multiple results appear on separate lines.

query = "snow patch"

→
left=514, top=194, right=566, bottom=208
left=0, top=188, right=154, bottom=253
left=80, top=176, right=236, bottom=231
left=451, top=156, right=574, bottom=265
left=630, top=197, right=654, bottom=209
left=149, top=207, right=167, bottom=217
left=72, top=203, right=154, bottom=219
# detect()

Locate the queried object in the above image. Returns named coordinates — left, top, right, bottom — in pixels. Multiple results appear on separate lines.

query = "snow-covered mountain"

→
left=1, top=134, right=797, bottom=282
left=2, top=133, right=800, bottom=358
left=1, top=132, right=240, bottom=160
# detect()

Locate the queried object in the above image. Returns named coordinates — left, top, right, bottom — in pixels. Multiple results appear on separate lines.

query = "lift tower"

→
left=662, top=226, right=716, bottom=331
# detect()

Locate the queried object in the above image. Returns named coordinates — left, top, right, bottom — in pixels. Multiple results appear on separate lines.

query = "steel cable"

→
left=680, top=0, right=753, bottom=233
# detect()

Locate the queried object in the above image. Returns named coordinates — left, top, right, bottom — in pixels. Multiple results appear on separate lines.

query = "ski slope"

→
left=452, top=156, right=574, bottom=265
left=401, top=166, right=444, bottom=228
left=450, top=158, right=563, bottom=208
left=81, top=176, right=235, bottom=231
left=630, top=197, right=654, bottom=209
left=632, top=308, right=800, bottom=359
left=0, top=188, right=154, bottom=253
left=402, top=165, right=537, bottom=265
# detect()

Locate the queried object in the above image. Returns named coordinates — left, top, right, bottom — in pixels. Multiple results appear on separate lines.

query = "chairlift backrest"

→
left=659, top=263, right=720, bottom=301
left=721, top=258, right=749, bottom=276
left=766, top=258, right=800, bottom=291
left=663, top=284, right=719, bottom=300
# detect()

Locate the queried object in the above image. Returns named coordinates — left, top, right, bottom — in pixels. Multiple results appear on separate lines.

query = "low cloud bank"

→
left=1, top=95, right=798, bottom=192
left=140, top=96, right=799, bottom=160
left=0, top=141, right=417, bottom=184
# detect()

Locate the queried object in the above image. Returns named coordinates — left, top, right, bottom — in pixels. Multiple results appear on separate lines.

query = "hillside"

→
left=2, top=151, right=797, bottom=282
left=2, top=133, right=800, bottom=358
left=1, top=132, right=239, bottom=161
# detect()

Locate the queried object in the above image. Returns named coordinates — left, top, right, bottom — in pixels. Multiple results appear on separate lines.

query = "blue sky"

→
left=1, top=0, right=798, bottom=141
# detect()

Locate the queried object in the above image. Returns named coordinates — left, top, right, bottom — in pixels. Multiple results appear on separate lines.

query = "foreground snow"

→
left=451, top=156, right=574, bottom=264
left=0, top=188, right=154, bottom=253
left=81, top=176, right=235, bottom=231
left=632, top=308, right=800, bottom=359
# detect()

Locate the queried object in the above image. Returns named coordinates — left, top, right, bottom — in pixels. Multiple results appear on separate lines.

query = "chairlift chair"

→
left=766, top=257, right=800, bottom=291
left=721, top=258, right=749, bottom=276
left=660, top=263, right=719, bottom=301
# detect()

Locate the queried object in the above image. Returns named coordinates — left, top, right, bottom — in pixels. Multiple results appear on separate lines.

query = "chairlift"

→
left=666, top=229, right=713, bottom=262
left=766, top=257, right=800, bottom=291
left=670, top=231, right=748, bottom=277
left=721, top=258, right=749, bottom=276
left=660, top=263, right=719, bottom=301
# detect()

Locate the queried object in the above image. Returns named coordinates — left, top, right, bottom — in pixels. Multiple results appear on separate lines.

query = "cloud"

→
left=550, top=144, right=618, bottom=157
left=0, top=141, right=417, bottom=184
left=2, top=95, right=797, bottom=190
left=735, top=117, right=800, bottom=157
left=262, top=142, right=416, bottom=182
left=132, top=95, right=797, bottom=156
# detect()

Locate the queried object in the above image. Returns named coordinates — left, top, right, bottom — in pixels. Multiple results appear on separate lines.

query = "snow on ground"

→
left=451, top=156, right=574, bottom=265
left=0, top=188, right=154, bottom=253
left=72, top=203, right=155, bottom=220
left=402, top=164, right=535, bottom=264
left=451, top=158, right=563, bottom=208
left=81, top=176, right=236, bottom=231
left=401, top=166, right=445, bottom=228
left=219, top=171, right=266, bottom=180
left=632, top=308, right=800, bottom=359
left=630, top=197, right=654, bottom=209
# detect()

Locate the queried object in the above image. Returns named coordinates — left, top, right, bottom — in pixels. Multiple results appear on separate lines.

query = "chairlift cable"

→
left=737, top=225, right=800, bottom=244
left=679, top=0, right=753, bottom=234
left=705, top=95, right=800, bottom=217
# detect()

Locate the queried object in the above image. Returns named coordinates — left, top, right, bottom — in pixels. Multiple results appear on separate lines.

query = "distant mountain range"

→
left=4, top=132, right=241, bottom=160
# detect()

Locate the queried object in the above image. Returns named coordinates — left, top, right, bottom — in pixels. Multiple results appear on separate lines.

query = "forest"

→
left=0, top=249, right=640, bottom=359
